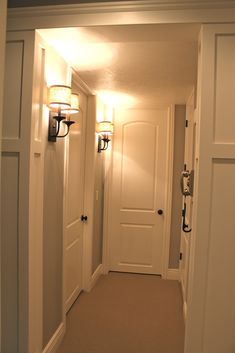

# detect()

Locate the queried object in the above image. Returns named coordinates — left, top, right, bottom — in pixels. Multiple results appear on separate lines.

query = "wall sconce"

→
left=96, top=121, right=114, bottom=153
left=47, top=85, right=79, bottom=142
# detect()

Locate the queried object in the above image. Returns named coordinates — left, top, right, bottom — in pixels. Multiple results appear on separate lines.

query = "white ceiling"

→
left=39, top=24, right=200, bottom=109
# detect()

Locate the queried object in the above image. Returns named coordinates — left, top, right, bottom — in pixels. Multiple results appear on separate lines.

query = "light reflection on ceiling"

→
left=39, top=24, right=199, bottom=109
left=39, top=28, right=117, bottom=71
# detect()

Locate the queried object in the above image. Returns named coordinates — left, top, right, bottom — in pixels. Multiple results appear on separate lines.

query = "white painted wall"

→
left=42, top=39, right=71, bottom=351
left=92, top=97, right=107, bottom=274
left=1, top=29, right=71, bottom=353
left=83, top=95, right=107, bottom=288
left=92, top=151, right=105, bottom=273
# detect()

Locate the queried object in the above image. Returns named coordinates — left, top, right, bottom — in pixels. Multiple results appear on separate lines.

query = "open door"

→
left=64, top=77, right=87, bottom=312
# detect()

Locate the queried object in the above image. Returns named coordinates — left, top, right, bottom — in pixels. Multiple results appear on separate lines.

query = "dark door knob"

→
left=157, top=209, right=163, bottom=215
left=81, top=215, right=88, bottom=222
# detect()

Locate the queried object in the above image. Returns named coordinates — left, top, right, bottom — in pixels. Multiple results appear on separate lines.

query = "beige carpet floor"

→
left=56, top=272, right=185, bottom=353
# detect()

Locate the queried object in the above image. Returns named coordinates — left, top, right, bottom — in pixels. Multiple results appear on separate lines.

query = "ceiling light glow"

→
left=97, top=91, right=137, bottom=109
left=39, top=28, right=116, bottom=71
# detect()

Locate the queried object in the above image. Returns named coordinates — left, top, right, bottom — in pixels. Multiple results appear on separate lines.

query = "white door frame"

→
left=101, top=106, right=174, bottom=279
left=5, top=3, right=235, bottom=353
left=102, top=107, right=174, bottom=278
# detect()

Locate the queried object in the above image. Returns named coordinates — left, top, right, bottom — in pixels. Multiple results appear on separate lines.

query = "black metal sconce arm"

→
left=56, top=120, right=75, bottom=138
left=48, top=112, right=75, bottom=142
left=97, top=135, right=111, bottom=153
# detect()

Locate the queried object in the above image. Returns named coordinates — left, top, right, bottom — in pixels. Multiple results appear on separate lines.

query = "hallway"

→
left=56, top=273, right=184, bottom=353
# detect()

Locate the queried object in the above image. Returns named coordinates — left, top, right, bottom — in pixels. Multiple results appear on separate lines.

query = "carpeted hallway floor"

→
left=56, top=272, right=185, bottom=353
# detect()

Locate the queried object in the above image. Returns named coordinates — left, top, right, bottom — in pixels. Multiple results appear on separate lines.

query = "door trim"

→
left=103, top=106, right=174, bottom=278
left=42, top=323, right=65, bottom=353
left=90, top=263, right=104, bottom=290
left=167, top=268, right=180, bottom=281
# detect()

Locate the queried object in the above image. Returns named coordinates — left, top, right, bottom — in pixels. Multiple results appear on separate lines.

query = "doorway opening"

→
left=1, top=21, right=200, bottom=353
left=38, top=22, right=199, bottom=352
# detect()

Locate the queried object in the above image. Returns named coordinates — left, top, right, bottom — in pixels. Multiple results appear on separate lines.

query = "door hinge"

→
left=185, top=119, right=189, bottom=127
left=179, top=252, right=183, bottom=260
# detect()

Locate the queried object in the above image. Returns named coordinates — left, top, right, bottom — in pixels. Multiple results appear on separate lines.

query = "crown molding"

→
left=72, top=69, right=94, bottom=96
left=8, top=0, right=235, bottom=17
left=7, top=0, right=235, bottom=30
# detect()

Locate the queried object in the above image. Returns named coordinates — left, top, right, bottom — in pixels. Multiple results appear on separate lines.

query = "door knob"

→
left=81, top=215, right=88, bottom=222
left=157, top=209, right=163, bottom=215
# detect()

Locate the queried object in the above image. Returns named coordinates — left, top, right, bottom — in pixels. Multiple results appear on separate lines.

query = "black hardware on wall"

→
left=48, top=111, right=75, bottom=142
left=180, top=163, right=194, bottom=233
left=97, top=135, right=111, bottom=153
left=182, top=202, right=192, bottom=233
left=47, top=86, right=79, bottom=142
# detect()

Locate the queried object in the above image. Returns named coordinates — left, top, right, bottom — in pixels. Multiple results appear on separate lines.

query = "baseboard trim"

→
left=166, top=268, right=180, bottom=281
left=42, top=322, right=65, bottom=353
left=90, top=264, right=103, bottom=290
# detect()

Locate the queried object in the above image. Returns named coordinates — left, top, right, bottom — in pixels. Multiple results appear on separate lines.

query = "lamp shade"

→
left=48, top=85, right=71, bottom=110
left=61, top=93, right=80, bottom=114
left=96, top=121, right=114, bottom=135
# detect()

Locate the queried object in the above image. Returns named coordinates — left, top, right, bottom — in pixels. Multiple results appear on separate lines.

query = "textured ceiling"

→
left=40, top=24, right=199, bottom=109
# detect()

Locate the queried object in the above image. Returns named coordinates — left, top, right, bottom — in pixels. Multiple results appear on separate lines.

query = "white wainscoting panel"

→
left=1, top=152, right=19, bottom=353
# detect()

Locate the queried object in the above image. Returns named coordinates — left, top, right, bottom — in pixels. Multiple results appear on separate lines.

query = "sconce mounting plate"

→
left=48, top=112, right=58, bottom=142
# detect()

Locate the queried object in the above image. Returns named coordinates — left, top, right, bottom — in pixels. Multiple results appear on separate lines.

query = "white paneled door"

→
left=109, top=109, right=169, bottom=275
left=64, top=87, right=87, bottom=312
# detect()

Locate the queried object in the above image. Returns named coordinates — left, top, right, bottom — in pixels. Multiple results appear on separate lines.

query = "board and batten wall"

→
left=1, top=30, right=45, bottom=353
left=185, top=24, right=235, bottom=353
left=1, top=29, right=71, bottom=353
